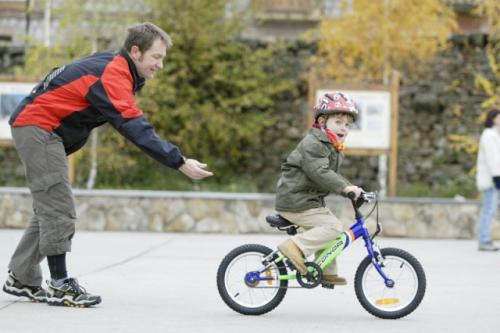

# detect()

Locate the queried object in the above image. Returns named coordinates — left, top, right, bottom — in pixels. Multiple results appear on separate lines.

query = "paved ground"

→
left=0, top=230, right=498, bottom=333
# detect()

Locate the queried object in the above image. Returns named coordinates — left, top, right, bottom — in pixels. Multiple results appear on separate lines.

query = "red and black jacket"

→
left=10, top=50, right=184, bottom=169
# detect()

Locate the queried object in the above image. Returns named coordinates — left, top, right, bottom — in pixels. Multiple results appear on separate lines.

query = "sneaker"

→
left=478, top=242, right=499, bottom=252
left=2, top=271, right=48, bottom=303
left=278, top=239, right=308, bottom=275
left=321, top=274, right=347, bottom=285
left=47, top=278, right=101, bottom=307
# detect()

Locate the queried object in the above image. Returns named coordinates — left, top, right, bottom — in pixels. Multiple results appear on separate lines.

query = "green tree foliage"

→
left=308, top=0, right=456, bottom=83
left=78, top=0, right=300, bottom=190
left=72, top=0, right=300, bottom=191
left=16, top=0, right=141, bottom=78
left=14, top=0, right=145, bottom=189
left=6, top=0, right=301, bottom=191
left=475, top=0, right=499, bottom=112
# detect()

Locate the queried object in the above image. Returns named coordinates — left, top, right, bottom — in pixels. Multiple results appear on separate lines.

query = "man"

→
left=3, top=22, right=213, bottom=307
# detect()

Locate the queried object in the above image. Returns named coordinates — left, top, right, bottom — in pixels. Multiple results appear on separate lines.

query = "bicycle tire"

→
left=354, top=247, right=426, bottom=319
left=217, top=244, right=288, bottom=315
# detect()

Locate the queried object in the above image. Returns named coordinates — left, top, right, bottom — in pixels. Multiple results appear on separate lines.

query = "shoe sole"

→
left=46, top=296, right=102, bottom=308
left=2, top=284, right=47, bottom=303
left=321, top=281, right=347, bottom=286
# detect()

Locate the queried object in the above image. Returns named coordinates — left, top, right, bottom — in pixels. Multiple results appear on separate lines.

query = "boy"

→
left=275, top=91, right=364, bottom=286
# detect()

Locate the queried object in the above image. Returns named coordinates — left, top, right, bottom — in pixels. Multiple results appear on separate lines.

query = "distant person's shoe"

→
left=2, top=271, right=48, bottom=302
left=478, top=242, right=499, bottom=252
left=47, top=278, right=101, bottom=307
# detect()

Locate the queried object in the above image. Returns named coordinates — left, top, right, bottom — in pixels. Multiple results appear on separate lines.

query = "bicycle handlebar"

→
left=346, top=192, right=356, bottom=200
left=346, top=191, right=377, bottom=202
left=347, top=191, right=377, bottom=216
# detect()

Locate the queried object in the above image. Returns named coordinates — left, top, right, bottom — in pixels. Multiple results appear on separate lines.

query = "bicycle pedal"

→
left=285, top=259, right=297, bottom=271
left=321, top=283, right=335, bottom=289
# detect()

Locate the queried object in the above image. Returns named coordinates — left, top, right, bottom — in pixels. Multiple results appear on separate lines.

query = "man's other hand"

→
left=179, top=158, right=214, bottom=180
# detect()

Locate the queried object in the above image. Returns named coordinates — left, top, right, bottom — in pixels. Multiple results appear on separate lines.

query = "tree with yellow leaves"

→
left=475, top=0, right=499, bottom=112
left=309, top=0, right=456, bottom=83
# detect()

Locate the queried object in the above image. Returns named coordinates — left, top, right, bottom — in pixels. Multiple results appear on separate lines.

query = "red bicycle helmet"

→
left=314, top=92, right=359, bottom=122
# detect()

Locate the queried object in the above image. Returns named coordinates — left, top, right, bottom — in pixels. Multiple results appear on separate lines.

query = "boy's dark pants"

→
left=8, top=126, right=76, bottom=286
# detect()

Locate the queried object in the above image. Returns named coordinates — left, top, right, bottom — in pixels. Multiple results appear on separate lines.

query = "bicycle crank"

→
left=296, top=262, right=323, bottom=289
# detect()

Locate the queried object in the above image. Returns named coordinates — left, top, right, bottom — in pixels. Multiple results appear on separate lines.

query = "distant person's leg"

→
left=478, top=188, right=499, bottom=251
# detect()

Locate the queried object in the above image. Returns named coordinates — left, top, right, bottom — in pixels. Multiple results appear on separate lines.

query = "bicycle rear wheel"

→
left=354, top=247, right=426, bottom=319
left=216, top=244, right=288, bottom=315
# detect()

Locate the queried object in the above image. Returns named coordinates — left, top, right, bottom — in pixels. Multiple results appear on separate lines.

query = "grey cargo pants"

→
left=8, top=126, right=76, bottom=286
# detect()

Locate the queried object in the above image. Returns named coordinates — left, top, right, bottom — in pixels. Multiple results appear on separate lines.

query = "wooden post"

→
left=307, top=70, right=317, bottom=129
left=68, top=154, right=75, bottom=186
left=388, top=70, right=400, bottom=196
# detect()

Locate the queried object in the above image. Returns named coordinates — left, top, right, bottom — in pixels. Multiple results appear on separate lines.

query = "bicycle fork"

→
left=351, top=217, right=395, bottom=288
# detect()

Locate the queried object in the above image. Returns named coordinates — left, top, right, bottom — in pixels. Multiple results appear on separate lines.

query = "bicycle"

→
left=216, top=192, right=426, bottom=319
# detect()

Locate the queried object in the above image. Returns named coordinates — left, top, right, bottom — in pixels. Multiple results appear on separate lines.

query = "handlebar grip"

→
left=347, top=192, right=356, bottom=200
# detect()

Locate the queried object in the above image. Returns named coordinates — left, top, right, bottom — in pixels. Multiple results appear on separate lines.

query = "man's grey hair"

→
left=123, top=22, right=172, bottom=52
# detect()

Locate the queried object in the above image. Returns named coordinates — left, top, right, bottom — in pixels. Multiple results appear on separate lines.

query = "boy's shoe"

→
left=278, top=239, right=307, bottom=275
left=321, top=274, right=347, bottom=285
left=2, top=271, right=48, bottom=303
left=478, top=242, right=499, bottom=252
left=47, top=278, right=101, bottom=307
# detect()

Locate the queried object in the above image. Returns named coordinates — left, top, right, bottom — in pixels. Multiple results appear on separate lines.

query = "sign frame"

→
left=0, top=76, right=37, bottom=146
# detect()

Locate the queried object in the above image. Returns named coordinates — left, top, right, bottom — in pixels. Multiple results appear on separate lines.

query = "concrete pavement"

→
left=0, top=230, right=499, bottom=333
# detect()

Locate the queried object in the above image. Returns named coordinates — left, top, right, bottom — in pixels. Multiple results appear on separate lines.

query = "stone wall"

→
left=1, top=187, right=498, bottom=239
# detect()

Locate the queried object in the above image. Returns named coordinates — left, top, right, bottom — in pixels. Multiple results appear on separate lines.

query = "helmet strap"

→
left=312, top=116, right=344, bottom=152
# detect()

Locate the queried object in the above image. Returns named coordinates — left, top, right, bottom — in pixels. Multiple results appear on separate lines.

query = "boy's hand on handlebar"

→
left=343, top=185, right=364, bottom=200
left=179, top=158, right=214, bottom=180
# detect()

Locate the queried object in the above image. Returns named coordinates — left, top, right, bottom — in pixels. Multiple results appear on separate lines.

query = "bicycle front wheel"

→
left=354, top=247, right=426, bottom=319
left=216, top=244, right=288, bottom=315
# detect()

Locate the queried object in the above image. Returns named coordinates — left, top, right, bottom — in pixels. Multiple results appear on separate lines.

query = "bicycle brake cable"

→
left=364, top=198, right=378, bottom=220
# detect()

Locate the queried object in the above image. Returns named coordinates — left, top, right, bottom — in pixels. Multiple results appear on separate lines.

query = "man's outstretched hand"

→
left=179, top=158, right=214, bottom=180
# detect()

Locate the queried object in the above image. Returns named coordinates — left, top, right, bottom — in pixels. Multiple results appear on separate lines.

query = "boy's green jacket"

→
left=275, top=127, right=352, bottom=212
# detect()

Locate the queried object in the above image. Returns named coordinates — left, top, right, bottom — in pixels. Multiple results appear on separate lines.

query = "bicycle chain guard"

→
left=296, top=262, right=323, bottom=289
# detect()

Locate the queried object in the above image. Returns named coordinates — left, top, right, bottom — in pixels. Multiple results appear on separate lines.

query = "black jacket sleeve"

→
left=86, top=68, right=184, bottom=169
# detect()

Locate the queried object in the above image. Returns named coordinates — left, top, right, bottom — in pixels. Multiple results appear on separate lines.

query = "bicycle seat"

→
left=265, top=215, right=298, bottom=235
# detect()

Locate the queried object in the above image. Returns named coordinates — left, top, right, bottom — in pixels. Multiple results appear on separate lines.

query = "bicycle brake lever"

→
left=362, top=192, right=377, bottom=202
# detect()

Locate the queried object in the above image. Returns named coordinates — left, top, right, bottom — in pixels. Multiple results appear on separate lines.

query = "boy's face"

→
left=129, top=38, right=167, bottom=79
left=324, top=114, right=353, bottom=143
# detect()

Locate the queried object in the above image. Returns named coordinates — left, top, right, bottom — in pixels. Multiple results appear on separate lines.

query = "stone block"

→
left=231, top=201, right=261, bottom=233
left=187, top=199, right=210, bottom=220
left=406, top=219, right=428, bottom=238
left=195, top=217, right=222, bottom=233
left=163, top=199, right=187, bottom=223
left=86, top=209, right=107, bottom=231
left=166, top=213, right=195, bottom=232
left=5, top=211, right=26, bottom=228
left=149, top=214, right=164, bottom=232
left=381, top=219, right=407, bottom=237
left=105, top=206, right=144, bottom=231
left=217, top=211, right=239, bottom=233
